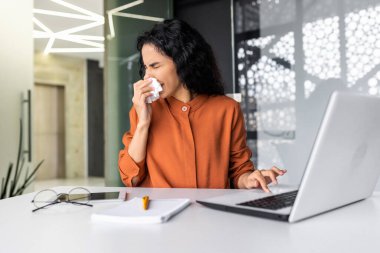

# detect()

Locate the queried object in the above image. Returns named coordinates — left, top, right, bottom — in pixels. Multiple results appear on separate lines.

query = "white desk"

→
left=0, top=186, right=379, bottom=253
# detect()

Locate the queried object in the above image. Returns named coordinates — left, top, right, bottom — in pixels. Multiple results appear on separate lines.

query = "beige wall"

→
left=0, top=1, right=33, bottom=190
left=34, top=52, right=87, bottom=178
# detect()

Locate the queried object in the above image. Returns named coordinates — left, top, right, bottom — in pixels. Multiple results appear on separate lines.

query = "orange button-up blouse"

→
left=118, top=94, right=255, bottom=188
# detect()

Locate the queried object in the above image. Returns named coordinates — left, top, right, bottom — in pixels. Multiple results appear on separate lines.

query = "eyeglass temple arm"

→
left=32, top=201, right=59, bottom=212
left=68, top=201, right=93, bottom=207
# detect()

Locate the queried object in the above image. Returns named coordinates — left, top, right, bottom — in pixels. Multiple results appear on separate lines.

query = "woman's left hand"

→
left=238, top=167, right=287, bottom=192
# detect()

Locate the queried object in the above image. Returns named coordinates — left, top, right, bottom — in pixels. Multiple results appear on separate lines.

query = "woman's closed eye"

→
left=148, top=62, right=161, bottom=69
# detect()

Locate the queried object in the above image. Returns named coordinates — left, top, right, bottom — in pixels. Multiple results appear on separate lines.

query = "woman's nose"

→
left=144, top=69, right=152, bottom=80
left=143, top=73, right=150, bottom=80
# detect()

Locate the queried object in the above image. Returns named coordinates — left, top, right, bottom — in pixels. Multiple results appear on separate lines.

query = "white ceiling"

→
left=33, top=0, right=104, bottom=63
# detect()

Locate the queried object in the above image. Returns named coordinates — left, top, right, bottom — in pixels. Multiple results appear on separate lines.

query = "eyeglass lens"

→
left=68, top=187, right=91, bottom=203
left=32, top=189, right=58, bottom=208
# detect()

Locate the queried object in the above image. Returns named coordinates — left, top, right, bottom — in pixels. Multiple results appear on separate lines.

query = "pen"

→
left=142, top=195, right=149, bottom=210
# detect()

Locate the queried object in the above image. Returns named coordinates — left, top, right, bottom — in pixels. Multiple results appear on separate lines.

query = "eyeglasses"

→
left=31, top=187, right=93, bottom=212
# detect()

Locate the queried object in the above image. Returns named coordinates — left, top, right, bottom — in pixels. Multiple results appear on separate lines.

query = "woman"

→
left=118, top=19, right=286, bottom=192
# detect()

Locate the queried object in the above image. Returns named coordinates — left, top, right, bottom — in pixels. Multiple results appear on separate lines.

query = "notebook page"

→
left=91, top=198, right=191, bottom=224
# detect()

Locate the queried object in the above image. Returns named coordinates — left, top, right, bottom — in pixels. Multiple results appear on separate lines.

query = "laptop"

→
left=197, top=91, right=380, bottom=222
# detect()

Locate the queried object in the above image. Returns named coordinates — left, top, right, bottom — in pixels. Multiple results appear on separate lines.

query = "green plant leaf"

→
left=1, top=178, right=4, bottom=198
left=13, top=156, right=25, bottom=196
left=10, top=119, right=23, bottom=196
left=15, top=159, right=44, bottom=196
left=0, top=163, right=13, bottom=199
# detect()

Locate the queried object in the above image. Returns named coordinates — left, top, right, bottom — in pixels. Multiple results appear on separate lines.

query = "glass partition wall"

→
left=233, top=0, right=380, bottom=185
left=104, top=0, right=172, bottom=186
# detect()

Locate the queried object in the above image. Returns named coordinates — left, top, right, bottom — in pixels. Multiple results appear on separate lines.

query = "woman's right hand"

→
left=132, top=79, right=154, bottom=127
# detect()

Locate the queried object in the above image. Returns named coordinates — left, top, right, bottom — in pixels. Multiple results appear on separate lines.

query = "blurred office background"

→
left=0, top=0, right=379, bottom=193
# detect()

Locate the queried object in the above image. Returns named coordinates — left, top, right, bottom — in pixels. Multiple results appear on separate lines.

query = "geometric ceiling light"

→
left=33, top=0, right=104, bottom=54
left=107, top=0, right=164, bottom=39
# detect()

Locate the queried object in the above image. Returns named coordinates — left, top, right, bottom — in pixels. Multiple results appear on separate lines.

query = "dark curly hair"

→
left=137, top=19, right=225, bottom=96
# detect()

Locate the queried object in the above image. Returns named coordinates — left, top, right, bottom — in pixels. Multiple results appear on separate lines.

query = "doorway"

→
left=87, top=60, right=104, bottom=177
left=34, top=83, right=65, bottom=180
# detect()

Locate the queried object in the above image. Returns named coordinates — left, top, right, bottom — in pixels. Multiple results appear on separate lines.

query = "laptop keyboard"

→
left=237, top=190, right=298, bottom=210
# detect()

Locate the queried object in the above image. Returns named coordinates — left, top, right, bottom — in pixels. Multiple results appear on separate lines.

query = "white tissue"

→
left=145, top=78, right=163, bottom=103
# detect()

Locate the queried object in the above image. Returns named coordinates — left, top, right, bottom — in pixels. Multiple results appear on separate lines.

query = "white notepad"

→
left=91, top=198, right=191, bottom=224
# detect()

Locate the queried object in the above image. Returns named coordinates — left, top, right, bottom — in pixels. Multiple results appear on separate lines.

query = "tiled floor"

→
left=33, top=177, right=105, bottom=192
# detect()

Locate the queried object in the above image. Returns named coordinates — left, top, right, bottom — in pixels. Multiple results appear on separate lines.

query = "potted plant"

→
left=0, top=120, right=43, bottom=199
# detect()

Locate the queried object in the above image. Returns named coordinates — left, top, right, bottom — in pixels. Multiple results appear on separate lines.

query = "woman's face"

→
left=142, top=44, right=188, bottom=100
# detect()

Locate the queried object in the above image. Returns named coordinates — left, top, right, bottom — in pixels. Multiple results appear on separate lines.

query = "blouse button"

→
left=181, top=106, right=188, bottom=112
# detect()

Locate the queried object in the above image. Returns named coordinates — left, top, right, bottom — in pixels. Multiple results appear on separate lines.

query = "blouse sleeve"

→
left=228, top=102, right=256, bottom=188
left=118, top=106, right=147, bottom=187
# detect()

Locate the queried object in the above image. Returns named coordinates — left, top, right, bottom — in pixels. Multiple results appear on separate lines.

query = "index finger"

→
left=271, top=166, right=287, bottom=175
left=252, top=171, right=271, bottom=193
left=134, top=79, right=152, bottom=89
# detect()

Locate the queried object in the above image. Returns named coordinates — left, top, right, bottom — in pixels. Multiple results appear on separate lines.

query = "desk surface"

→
left=1, top=186, right=380, bottom=253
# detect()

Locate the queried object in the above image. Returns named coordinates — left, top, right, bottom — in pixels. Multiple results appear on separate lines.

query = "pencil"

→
left=142, top=195, right=149, bottom=210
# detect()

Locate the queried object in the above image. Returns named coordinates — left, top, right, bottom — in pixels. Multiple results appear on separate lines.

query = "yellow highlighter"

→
left=142, top=196, right=149, bottom=210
